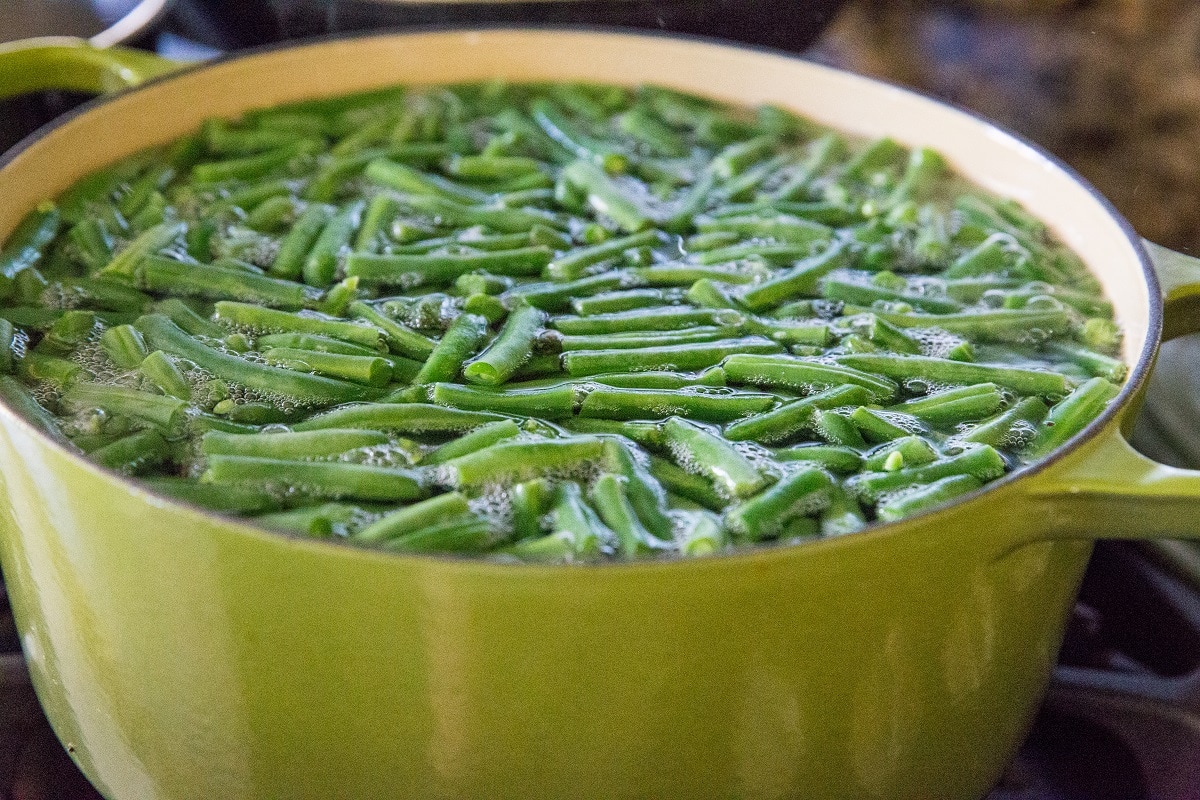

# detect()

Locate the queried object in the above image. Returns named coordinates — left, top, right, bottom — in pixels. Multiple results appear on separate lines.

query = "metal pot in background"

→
left=0, top=0, right=172, bottom=154
left=240, top=0, right=846, bottom=51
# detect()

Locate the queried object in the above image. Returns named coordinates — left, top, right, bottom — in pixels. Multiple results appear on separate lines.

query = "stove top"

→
left=2, top=1, right=1199, bottom=798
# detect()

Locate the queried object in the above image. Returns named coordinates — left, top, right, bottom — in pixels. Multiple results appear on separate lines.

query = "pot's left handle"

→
left=0, top=37, right=180, bottom=101
left=1025, top=241, right=1200, bottom=542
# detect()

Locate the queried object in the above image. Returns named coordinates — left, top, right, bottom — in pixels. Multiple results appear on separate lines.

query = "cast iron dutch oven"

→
left=1, top=28, right=1200, bottom=800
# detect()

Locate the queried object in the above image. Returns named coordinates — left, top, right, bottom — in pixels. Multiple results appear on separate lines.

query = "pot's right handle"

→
left=1024, top=241, right=1200, bottom=542
left=0, top=37, right=180, bottom=101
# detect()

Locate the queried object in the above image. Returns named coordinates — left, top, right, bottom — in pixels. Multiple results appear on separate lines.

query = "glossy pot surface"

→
left=1, top=29, right=1200, bottom=800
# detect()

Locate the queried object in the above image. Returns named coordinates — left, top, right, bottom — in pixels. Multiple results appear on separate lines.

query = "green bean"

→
left=725, top=466, right=830, bottom=541
left=558, top=418, right=664, bottom=448
left=821, top=273, right=962, bottom=314
left=773, top=444, right=863, bottom=474
left=455, top=272, right=515, bottom=296
left=293, top=402, right=507, bottom=434
left=97, top=222, right=186, bottom=280
left=532, top=100, right=629, bottom=173
left=0, top=376, right=70, bottom=444
left=67, top=217, right=114, bottom=271
left=352, top=193, right=401, bottom=254
left=411, top=194, right=570, bottom=235
left=191, top=139, right=320, bottom=184
left=772, top=133, right=846, bottom=200
left=644, top=454, right=723, bottom=511
left=552, top=306, right=741, bottom=335
left=564, top=336, right=781, bottom=377
left=269, top=203, right=335, bottom=280
left=557, top=327, right=727, bottom=351
left=38, top=310, right=96, bottom=355
left=303, top=200, right=364, bottom=287
left=96, top=325, right=147, bottom=370
left=89, top=429, right=168, bottom=474
left=888, top=383, right=1005, bottom=425
left=140, top=350, right=192, bottom=400
left=446, top=436, right=606, bottom=486
left=849, top=406, right=918, bottom=442
left=589, top=473, right=670, bottom=557
left=600, top=438, right=675, bottom=540
left=561, top=160, right=651, bottom=232
left=1, top=306, right=62, bottom=330
left=724, top=384, right=873, bottom=443
left=573, top=368, right=725, bottom=390
left=137, top=314, right=365, bottom=405
left=578, top=385, right=773, bottom=423
left=202, top=118, right=315, bottom=155
left=421, top=419, right=522, bottom=466
left=1024, top=377, right=1120, bottom=459
left=431, top=382, right=577, bottom=419
left=202, top=428, right=389, bottom=459
left=347, top=246, right=552, bottom=286
left=812, top=409, right=866, bottom=448
left=1043, top=341, right=1127, bottom=382
left=1, top=203, right=61, bottom=277
left=204, top=455, right=427, bottom=501
left=344, top=301, right=437, bottom=360
left=143, top=477, right=283, bottom=514
left=353, top=492, right=471, bottom=543
left=695, top=213, right=832, bottom=245
left=617, top=106, right=687, bottom=157
left=723, top=354, right=897, bottom=401
left=696, top=241, right=820, bottom=266
left=663, top=417, right=767, bottom=499
left=739, top=240, right=853, bottom=310
left=18, top=351, right=81, bottom=388
left=62, top=382, right=187, bottom=431
left=849, top=444, right=1005, bottom=502
left=138, top=255, right=316, bottom=309
left=821, top=484, right=868, bottom=536
left=262, top=347, right=391, bottom=387
left=532, top=481, right=609, bottom=558
left=211, top=301, right=382, bottom=352
left=885, top=147, right=946, bottom=207
left=633, top=263, right=770, bottom=287
left=508, top=271, right=635, bottom=312
left=147, top=299, right=219, bottom=339
left=862, top=436, right=938, bottom=471
left=506, top=477, right=555, bottom=541
left=464, top=303, right=544, bottom=385
left=545, top=229, right=661, bottom=281
left=876, top=474, right=983, bottom=522
left=835, top=353, right=1072, bottom=398
left=411, top=313, right=489, bottom=386
left=961, top=395, right=1049, bottom=448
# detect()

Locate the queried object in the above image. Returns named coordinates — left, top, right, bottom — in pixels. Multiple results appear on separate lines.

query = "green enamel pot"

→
left=1, top=29, right=1200, bottom=800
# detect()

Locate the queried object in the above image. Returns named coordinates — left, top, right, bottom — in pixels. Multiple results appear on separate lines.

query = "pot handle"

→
left=0, top=37, right=180, bottom=102
left=1025, top=241, right=1200, bottom=542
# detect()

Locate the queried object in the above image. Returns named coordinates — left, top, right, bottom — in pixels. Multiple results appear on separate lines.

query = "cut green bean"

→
left=137, top=314, right=366, bottom=406
left=835, top=353, right=1072, bottom=398
left=464, top=303, right=545, bottom=386
left=563, top=336, right=782, bottom=377
left=204, top=455, right=428, bottom=501
left=725, top=466, right=831, bottom=541
left=446, top=436, right=606, bottom=486
left=724, top=384, right=873, bottom=443
left=849, top=444, right=1006, bottom=502
left=876, top=474, right=983, bottom=522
